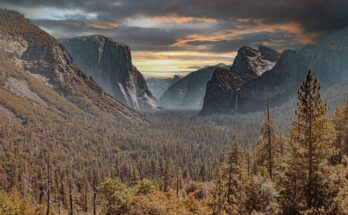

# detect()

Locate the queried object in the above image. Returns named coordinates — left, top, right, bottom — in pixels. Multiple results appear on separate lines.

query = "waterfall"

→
left=235, top=88, right=240, bottom=112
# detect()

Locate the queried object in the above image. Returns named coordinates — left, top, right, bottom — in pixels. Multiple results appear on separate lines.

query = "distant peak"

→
left=236, top=46, right=279, bottom=59
left=237, top=46, right=258, bottom=57
left=230, top=45, right=280, bottom=77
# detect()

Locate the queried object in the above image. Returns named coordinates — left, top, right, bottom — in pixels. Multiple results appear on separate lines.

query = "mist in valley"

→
left=0, top=1, right=348, bottom=214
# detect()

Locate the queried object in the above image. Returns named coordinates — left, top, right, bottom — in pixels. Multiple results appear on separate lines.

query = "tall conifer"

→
left=282, top=71, right=337, bottom=214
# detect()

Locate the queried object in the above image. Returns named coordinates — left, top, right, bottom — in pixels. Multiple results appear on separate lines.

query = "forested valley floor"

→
left=0, top=72, right=348, bottom=215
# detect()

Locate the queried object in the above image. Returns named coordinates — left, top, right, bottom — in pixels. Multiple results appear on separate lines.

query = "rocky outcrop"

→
left=201, top=28, right=348, bottom=115
left=0, top=9, right=143, bottom=122
left=230, top=46, right=280, bottom=78
left=201, top=46, right=280, bottom=114
left=159, top=64, right=229, bottom=110
left=61, top=35, right=159, bottom=111
left=236, top=28, right=348, bottom=113
left=235, top=50, right=300, bottom=112
left=200, top=68, right=248, bottom=114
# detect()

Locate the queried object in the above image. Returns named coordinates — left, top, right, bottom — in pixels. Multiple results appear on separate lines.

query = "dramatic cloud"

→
left=1, top=0, right=347, bottom=77
left=2, top=0, right=348, bottom=32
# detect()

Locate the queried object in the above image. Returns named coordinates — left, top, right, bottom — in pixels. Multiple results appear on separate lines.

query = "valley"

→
left=0, top=7, right=347, bottom=215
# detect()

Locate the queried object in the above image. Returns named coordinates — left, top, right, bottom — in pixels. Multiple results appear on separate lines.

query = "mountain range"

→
left=146, top=75, right=181, bottom=99
left=201, top=29, right=348, bottom=115
left=159, top=64, right=229, bottom=110
left=61, top=36, right=159, bottom=111
left=1, top=9, right=347, bottom=120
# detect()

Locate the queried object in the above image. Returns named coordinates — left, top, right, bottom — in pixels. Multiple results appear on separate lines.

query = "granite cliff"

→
left=61, top=35, right=159, bottom=111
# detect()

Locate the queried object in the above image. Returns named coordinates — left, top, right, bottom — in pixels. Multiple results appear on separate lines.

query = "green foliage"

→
left=96, top=178, right=212, bottom=215
left=0, top=191, right=18, bottom=215
left=244, top=176, right=280, bottom=214
left=333, top=98, right=348, bottom=162
left=255, top=119, right=283, bottom=178
left=0, top=190, right=42, bottom=215
left=212, top=141, right=246, bottom=214
left=135, top=179, right=157, bottom=195
left=97, top=178, right=131, bottom=215
left=211, top=72, right=348, bottom=215
left=212, top=167, right=227, bottom=215
left=281, top=71, right=339, bottom=214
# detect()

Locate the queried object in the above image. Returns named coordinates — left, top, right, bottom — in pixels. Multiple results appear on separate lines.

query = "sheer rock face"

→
left=61, top=35, right=160, bottom=111
left=159, top=64, right=229, bottom=110
left=0, top=10, right=143, bottom=123
left=201, top=68, right=248, bottom=115
left=202, top=28, right=348, bottom=115
left=201, top=46, right=280, bottom=115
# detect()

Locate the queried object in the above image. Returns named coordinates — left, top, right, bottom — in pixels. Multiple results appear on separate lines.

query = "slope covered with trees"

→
left=0, top=71, right=347, bottom=214
left=211, top=71, right=348, bottom=215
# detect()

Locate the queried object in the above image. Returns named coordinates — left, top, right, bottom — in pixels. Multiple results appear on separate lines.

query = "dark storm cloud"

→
left=32, top=19, right=196, bottom=51
left=2, top=0, right=348, bottom=33
left=188, top=31, right=305, bottom=53
left=1, top=0, right=348, bottom=56
left=32, top=18, right=310, bottom=54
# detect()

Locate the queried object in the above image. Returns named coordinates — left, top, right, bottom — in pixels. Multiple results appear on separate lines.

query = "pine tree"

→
left=19, top=159, right=30, bottom=197
left=266, top=100, right=273, bottom=178
left=212, top=166, right=227, bottom=215
left=282, top=71, right=337, bottom=214
left=97, top=178, right=130, bottom=215
left=162, top=160, right=173, bottom=192
left=129, top=167, right=140, bottom=185
left=46, top=157, right=51, bottom=215
left=245, top=146, right=252, bottom=177
left=244, top=175, right=280, bottom=214
left=81, top=176, right=89, bottom=213
left=92, top=170, right=100, bottom=215
left=255, top=105, right=281, bottom=179
left=68, top=172, right=74, bottom=215
left=226, top=142, right=245, bottom=214
left=212, top=141, right=246, bottom=215
left=333, top=98, right=348, bottom=163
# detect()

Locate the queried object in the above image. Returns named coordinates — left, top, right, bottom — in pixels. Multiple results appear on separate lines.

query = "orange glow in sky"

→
left=132, top=51, right=235, bottom=77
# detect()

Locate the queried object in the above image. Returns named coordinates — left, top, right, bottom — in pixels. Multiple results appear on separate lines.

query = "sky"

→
left=1, top=0, right=348, bottom=78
